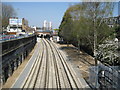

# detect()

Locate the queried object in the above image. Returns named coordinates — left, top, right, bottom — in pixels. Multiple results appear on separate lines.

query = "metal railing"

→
left=0, top=34, right=35, bottom=42
left=89, top=62, right=120, bottom=89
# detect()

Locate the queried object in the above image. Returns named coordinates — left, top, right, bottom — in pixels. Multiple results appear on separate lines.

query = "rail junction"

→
left=12, top=38, right=89, bottom=89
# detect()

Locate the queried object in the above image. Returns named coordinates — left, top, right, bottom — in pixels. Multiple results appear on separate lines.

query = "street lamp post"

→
left=17, top=19, right=18, bottom=35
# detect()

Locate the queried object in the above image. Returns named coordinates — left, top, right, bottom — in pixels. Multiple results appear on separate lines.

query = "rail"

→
left=20, top=38, right=84, bottom=89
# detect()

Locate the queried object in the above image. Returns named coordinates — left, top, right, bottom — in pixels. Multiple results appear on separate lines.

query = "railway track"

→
left=20, top=38, right=83, bottom=89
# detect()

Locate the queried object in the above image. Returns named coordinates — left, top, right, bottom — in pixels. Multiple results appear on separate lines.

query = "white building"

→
left=43, top=20, right=47, bottom=28
left=43, top=20, right=52, bottom=30
left=31, top=26, right=37, bottom=31
left=49, top=21, right=52, bottom=30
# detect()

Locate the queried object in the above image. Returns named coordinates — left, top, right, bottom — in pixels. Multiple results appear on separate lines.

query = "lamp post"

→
left=17, top=19, right=18, bottom=35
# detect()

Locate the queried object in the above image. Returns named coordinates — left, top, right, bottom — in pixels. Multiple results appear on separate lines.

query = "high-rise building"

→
left=49, top=21, right=52, bottom=30
left=43, top=20, right=52, bottom=30
left=43, top=20, right=47, bottom=30
left=43, top=20, right=47, bottom=27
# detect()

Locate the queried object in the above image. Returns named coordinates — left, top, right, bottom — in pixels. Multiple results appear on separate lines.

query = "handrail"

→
left=0, top=34, right=36, bottom=43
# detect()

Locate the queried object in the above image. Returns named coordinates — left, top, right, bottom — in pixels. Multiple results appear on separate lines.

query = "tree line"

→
left=59, top=2, right=120, bottom=65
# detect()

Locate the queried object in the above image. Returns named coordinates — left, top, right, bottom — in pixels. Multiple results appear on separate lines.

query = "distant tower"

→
left=43, top=20, right=47, bottom=30
left=49, top=21, right=52, bottom=30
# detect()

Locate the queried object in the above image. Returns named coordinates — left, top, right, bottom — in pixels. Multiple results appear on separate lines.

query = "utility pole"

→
left=17, top=18, right=18, bottom=34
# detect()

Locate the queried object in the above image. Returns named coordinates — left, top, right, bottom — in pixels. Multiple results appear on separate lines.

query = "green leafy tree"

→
left=59, top=9, right=74, bottom=46
left=115, top=26, right=120, bottom=40
left=59, top=2, right=115, bottom=65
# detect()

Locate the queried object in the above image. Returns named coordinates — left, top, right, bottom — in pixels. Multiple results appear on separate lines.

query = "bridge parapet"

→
left=0, top=35, right=37, bottom=84
left=1, top=35, right=36, bottom=56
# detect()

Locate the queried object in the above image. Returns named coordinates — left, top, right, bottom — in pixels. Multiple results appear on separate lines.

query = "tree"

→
left=54, top=29, right=59, bottom=31
left=2, top=3, right=16, bottom=28
left=115, top=25, right=120, bottom=51
left=115, top=26, right=120, bottom=40
left=96, top=38, right=119, bottom=65
left=59, top=2, right=115, bottom=64
left=59, top=9, right=74, bottom=46
left=84, top=2, right=114, bottom=58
